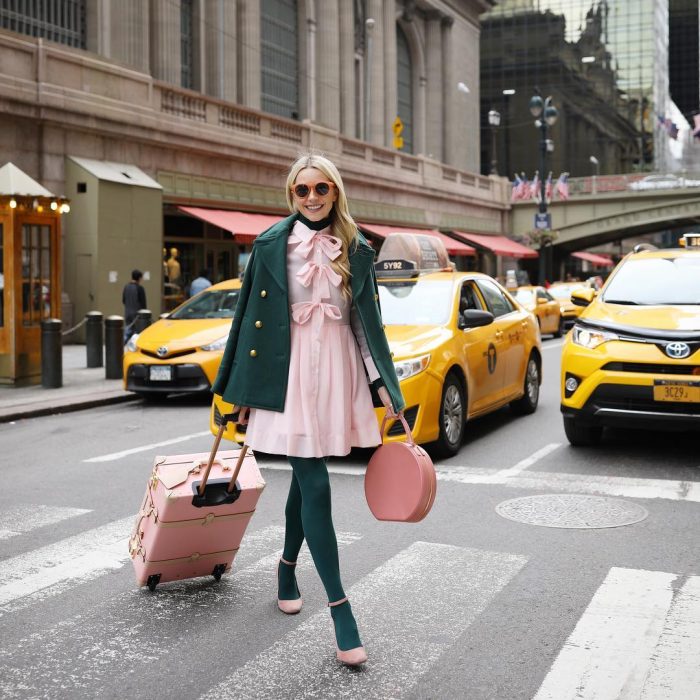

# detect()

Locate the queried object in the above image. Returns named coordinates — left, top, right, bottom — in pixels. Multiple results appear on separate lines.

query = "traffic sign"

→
left=392, top=135, right=404, bottom=150
left=534, top=212, right=552, bottom=230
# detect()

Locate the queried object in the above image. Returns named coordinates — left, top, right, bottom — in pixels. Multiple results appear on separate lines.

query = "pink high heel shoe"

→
left=277, top=557, right=303, bottom=615
left=329, top=597, right=368, bottom=666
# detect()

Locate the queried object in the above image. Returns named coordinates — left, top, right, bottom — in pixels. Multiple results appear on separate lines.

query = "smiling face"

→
left=291, top=167, right=338, bottom=222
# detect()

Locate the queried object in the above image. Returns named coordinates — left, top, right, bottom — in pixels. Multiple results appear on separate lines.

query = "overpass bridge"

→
left=509, top=173, right=700, bottom=278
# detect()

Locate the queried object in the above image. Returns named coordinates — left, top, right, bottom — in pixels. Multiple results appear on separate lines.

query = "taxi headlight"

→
left=571, top=325, right=618, bottom=349
left=125, top=333, right=139, bottom=353
left=201, top=335, right=229, bottom=352
left=393, top=354, right=430, bottom=381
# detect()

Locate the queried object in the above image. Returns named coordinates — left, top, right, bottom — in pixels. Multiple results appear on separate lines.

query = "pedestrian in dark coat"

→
left=122, top=269, right=146, bottom=341
left=212, top=154, right=403, bottom=666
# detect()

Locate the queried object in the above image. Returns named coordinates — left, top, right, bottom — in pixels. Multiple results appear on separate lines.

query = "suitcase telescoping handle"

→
left=379, top=410, right=414, bottom=446
left=198, top=410, right=248, bottom=496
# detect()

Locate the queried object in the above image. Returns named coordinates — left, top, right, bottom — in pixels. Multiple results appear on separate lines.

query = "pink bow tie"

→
left=296, top=262, right=342, bottom=298
left=290, top=232, right=342, bottom=260
left=291, top=301, right=342, bottom=325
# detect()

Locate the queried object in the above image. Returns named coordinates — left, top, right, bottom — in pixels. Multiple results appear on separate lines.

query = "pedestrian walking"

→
left=122, top=269, right=146, bottom=342
left=212, top=153, right=404, bottom=666
left=189, top=268, right=212, bottom=297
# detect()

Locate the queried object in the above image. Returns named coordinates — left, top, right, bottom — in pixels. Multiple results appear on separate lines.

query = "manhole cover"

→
left=495, top=494, right=649, bottom=529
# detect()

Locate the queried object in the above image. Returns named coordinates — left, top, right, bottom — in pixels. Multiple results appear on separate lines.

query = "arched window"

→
left=261, top=0, right=299, bottom=119
left=396, top=25, right=413, bottom=153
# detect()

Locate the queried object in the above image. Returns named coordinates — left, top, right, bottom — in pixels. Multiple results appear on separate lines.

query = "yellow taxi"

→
left=513, top=285, right=564, bottom=337
left=123, top=278, right=241, bottom=400
left=561, top=234, right=700, bottom=445
left=548, top=282, right=585, bottom=329
left=210, top=233, right=542, bottom=457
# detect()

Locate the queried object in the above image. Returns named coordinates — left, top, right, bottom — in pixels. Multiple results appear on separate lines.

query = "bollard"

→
left=41, top=318, right=63, bottom=388
left=85, top=311, right=104, bottom=368
left=133, top=309, right=152, bottom=334
left=104, top=315, right=124, bottom=380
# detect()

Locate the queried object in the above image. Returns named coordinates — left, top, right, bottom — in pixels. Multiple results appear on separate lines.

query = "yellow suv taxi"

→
left=211, top=233, right=542, bottom=457
left=561, top=234, right=700, bottom=445
left=124, top=278, right=241, bottom=400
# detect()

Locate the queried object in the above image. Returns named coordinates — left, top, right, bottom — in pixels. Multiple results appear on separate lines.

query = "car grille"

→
left=213, top=404, right=247, bottom=433
left=590, top=384, right=699, bottom=415
left=602, top=362, right=700, bottom=376
left=386, top=406, right=419, bottom=437
left=141, top=348, right=195, bottom=360
left=126, top=364, right=210, bottom=392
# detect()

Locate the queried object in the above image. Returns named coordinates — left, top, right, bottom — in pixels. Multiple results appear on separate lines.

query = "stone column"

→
left=315, top=0, right=340, bottom=129
left=86, top=0, right=110, bottom=57
left=204, top=0, right=237, bottom=101
left=425, top=10, right=443, bottom=160
left=367, top=0, right=385, bottom=146
left=237, top=0, right=261, bottom=110
left=338, top=0, right=355, bottom=136
left=383, top=0, right=397, bottom=148
left=110, top=0, right=150, bottom=73
left=150, top=0, right=181, bottom=84
left=442, top=15, right=457, bottom=166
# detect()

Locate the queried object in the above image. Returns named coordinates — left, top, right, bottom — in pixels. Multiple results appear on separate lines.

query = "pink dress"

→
left=244, top=220, right=382, bottom=458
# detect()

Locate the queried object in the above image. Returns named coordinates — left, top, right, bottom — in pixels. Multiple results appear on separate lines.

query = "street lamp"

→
left=529, top=92, right=558, bottom=284
left=488, top=109, right=501, bottom=175
left=589, top=155, right=600, bottom=176
left=364, top=17, right=375, bottom=142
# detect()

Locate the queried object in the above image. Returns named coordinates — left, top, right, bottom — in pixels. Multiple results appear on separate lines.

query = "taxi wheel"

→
left=510, top=354, right=540, bottom=415
left=553, top=316, right=564, bottom=338
left=563, top=416, right=603, bottom=446
left=433, top=373, right=466, bottom=458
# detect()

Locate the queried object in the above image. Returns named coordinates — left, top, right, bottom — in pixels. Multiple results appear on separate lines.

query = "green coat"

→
left=211, top=214, right=405, bottom=413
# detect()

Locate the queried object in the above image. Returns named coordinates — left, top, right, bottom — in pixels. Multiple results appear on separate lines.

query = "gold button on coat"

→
left=260, top=290, right=267, bottom=298
left=255, top=320, right=263, bottom=328
left=249, top=349, right=257, bottom=357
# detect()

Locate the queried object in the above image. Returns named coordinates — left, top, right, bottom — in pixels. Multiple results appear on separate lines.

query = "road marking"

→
left=492, top=442, right=561, bottom=481
left=0, top=516, right=133, bottom=615
left=0, top=505, right=91, bottom=540
left=83, top=431, right=211, bottom=462
left=533, top=567, right=700, bottom=700
left=200, top=542, right=527, bottom=700
left=0, top=526, right=362, bottom=697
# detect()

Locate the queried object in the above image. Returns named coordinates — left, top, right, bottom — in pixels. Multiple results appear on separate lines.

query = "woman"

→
left=212, top=154, right=404, bottom=666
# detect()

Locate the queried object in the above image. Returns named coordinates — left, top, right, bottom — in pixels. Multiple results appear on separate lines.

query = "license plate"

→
left=149, top=366, right=172, bottom=382
left=653, top=380, right=700, bottom=403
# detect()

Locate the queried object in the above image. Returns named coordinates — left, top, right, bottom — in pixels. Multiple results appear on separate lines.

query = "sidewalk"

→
left=0, top=344, right=138, bottom=422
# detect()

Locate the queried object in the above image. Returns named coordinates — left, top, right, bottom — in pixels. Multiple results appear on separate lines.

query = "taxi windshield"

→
left=514, top=289, right=535, bottom=305
left=548, top=284, right=581, bottom=299
left=169, top=289, right=240, bottom=319
left=602, top=257, right=700, bottom=305
left=378, top=279, right=453, bottom=325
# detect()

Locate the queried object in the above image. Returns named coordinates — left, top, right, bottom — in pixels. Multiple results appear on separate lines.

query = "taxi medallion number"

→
left=653, top=380, right=700, bottom=403
left=149, top=366, right=172, bottom=382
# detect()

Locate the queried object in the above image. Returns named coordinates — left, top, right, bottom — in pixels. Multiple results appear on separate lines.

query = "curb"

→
left=0, top=393, right=140, bottom=423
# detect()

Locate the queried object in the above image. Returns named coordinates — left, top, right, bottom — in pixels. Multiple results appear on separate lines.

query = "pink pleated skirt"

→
left=244, top=320, right=381, bottom=458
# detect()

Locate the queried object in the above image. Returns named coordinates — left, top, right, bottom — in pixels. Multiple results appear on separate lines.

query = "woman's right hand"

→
left=234, top=405, right=250, bottom=424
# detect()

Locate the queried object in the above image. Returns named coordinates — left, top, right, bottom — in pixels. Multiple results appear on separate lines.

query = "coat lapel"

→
left=255, top=217, right=295, bottom=294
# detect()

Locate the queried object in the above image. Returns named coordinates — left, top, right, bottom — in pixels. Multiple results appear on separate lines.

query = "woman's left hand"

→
left=377, top=385, right=397, bottom=418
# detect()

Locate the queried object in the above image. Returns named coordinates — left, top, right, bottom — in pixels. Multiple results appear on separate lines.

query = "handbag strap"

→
left=380, top=411, right=415, bottom=447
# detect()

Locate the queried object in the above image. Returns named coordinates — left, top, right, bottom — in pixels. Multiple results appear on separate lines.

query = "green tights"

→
left=277, top=456, right=361, bottom=651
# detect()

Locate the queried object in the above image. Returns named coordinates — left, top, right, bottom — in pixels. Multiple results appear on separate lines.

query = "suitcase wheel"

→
left=147, top=574, right=161, bottom=592
left=212, top=564, right=227, bottom=582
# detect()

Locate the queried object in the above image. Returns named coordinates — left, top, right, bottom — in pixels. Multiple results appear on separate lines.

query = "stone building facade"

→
left=0, top=0, right=508, bottom=321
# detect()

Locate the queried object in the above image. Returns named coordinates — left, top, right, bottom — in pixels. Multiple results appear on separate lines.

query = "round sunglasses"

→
left=291, top=181, right=335, bottom=198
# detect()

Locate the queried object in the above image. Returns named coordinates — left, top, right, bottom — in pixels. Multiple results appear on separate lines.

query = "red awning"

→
left=572, top=251, right=614, bottom=267
left=451, top=231, right=538, bottom=259
left=359, top=223, right=476, bottom=256
left=179, top=206, right=283, bottom=242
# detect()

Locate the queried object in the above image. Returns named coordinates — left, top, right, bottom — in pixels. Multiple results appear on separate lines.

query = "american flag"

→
left=511, top=174, right=523, bottom=202
left=529, top=171, right=540, bottom=201
left=545, top=172, right=553, bottom=203
left=555, top=172, right=569, bottom=200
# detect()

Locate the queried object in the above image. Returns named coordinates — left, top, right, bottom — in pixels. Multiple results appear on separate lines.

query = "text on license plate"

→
left=653, top=380, right=700, bottom=403
left=149, top=366, right=172, bottom=382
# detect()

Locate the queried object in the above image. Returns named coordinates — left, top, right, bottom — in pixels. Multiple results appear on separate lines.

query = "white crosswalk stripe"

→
left=200, top=541, right=528, bottom=700
left=533, top=567, right=700, bottom=700
left=0, top=505, right=92, bottom=541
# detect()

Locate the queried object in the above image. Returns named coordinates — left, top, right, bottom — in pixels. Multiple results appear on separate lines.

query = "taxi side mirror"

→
left=571, top=288, right=596, bottom=307
left=459, top=309, right=494, bottom=330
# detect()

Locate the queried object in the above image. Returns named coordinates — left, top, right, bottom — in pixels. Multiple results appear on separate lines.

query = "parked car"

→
left=548, top=282, right=585, bottom=329
left=513, top=285, right=564, bottom=337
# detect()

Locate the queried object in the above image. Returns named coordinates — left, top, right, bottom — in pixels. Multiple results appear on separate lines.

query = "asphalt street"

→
left=1, top=336, right=699, bottom=699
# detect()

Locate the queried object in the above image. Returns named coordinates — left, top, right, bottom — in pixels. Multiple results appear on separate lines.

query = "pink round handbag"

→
left=364, top=413, right=437, bottom=523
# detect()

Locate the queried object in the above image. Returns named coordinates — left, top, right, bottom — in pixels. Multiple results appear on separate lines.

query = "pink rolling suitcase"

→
left=129, top=418, right=265, bottom=591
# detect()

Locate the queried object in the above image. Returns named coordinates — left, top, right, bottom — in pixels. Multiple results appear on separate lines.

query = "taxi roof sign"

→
left=376, top=232, right=452, bottom=274
left=680, top=232, right=700, bottom=248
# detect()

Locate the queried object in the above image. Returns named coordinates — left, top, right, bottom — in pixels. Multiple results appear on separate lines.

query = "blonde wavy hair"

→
left=286, top=154, right=359, bottom=299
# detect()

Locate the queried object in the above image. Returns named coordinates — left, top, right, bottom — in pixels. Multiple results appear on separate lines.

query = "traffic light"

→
left=392, top=116, right=404, bottom=150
